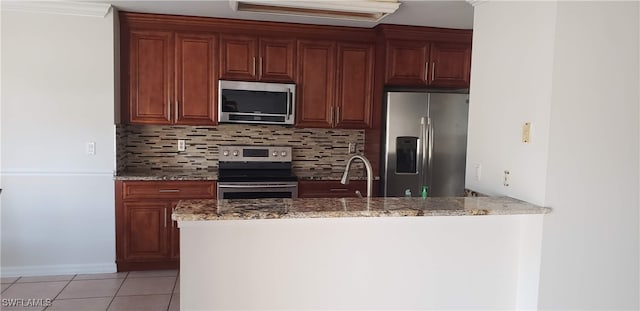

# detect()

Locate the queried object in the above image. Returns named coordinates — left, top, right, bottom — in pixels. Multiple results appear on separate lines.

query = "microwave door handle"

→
left=286, top=89, right=292, bottom=120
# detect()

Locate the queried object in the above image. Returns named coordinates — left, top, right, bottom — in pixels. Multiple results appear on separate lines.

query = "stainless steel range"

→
left=217, top=145, right=298, bottom=199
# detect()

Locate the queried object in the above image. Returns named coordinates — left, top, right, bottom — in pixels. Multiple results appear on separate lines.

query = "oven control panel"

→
left=219, top=145, right=292, bottom=162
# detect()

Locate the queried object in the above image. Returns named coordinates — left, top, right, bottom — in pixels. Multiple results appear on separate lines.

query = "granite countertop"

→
left=172, top=196, right=551, bottom=221
left=115, top=170, right=218, bottom=181
left=114, top=169, right=376, bottom=181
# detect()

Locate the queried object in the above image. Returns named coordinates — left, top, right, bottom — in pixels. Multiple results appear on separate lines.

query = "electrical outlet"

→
left=503, top=170, right=510, bottom=187
left=178, top=140, right=186, bottom=152
left=86, top=142, right=96, bottom=155
left=348, top=142, right=356, bottom=154
left=522, top=122, right=531, bottom=143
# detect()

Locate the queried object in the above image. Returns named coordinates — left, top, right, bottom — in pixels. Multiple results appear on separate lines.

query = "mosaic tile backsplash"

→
left=116, top=124, right=367, bottom=177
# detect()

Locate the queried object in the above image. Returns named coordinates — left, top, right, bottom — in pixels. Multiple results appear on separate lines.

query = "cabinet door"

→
left=219, top=34, right=257, bottom=80
left=335, top=42, right=374, bottom=129
left=259, top=38, right=295, bottom=82
left=295, top=40, right=336, bottom=128
left=122, top=202, right=169, bottom=261
left=175, top=33, right=218, bottom=125
left=429, top=42, right=472, bottom=88
left=128, top=30, right=173, bottom=124
left=384, top=40, right=429, bottom=87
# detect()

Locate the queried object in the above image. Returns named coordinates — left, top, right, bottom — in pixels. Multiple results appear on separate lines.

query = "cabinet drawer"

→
left=298, top=180, right=367, bottom=198
left=122, top=181, right=216, bottom=200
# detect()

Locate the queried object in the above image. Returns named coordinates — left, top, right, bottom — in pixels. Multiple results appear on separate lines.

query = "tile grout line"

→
left=106, top=272, right=129, bottom=311
left=166, top=275, right=179, bottom=311
left=43, top=274, right=77, bottom=310
left=1, top=277, right=17, bottom=293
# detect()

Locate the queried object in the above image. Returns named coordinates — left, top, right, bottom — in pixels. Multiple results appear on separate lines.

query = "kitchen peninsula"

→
left=174, top=197, right=550, bottom=310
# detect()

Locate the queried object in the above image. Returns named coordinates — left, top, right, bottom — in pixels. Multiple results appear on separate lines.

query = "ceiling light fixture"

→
left=229, top=0, right=401, bottom=22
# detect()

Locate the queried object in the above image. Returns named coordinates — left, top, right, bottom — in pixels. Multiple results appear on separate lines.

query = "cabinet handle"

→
left=431, top=62, right=435, bottom=81
left=164, top=208, right=168, bottom=228
left=167, top=100, right=171, bottom=121
left=258, top=57, right=263, bottom=79
left=329, top=188, right=348, bottom=192
left=175, top=100, right=179, bottom=122
left=336, top=106, right=341, bottom=125
left=330, top=106, right=334, bottom=126
left=252, top=57, right=256, bottom=76
left=425, top=61, right=429, bottom=82
left=158, top=189, right=180, bottom=193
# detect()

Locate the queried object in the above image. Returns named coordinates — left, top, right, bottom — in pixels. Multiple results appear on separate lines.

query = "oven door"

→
left=217, top=182, right=298, bottom=199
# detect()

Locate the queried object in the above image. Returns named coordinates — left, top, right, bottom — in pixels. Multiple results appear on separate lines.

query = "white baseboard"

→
left=1, top=263, right=117, bottom=277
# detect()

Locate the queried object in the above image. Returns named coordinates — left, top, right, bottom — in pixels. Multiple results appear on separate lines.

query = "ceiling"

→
left=101, top=0, right=474, bottom=29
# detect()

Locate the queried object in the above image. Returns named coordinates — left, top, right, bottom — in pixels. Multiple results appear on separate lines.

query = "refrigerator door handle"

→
left=426, top=117, right=434, bottom=189
left=419, top=117, right=427, bottom=189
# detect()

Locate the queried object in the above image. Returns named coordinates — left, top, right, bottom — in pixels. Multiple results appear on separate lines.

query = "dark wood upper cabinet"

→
left=295, top=39, right=336, bottom=128
left=384, top=39, right=471, bottom=88
left=128, top=30, right=173, bottom=124
left=429, top=42, right=471, bottom=88
left=335, top=42, right=374, bottom=129
left=220, top=34, right=295, bottom=82
left=259, top=38, right=295, bottom=82
left=125, top=29, right=217, bottom=125
left=175, top=33, right=217, bottom=125
left=219, top=34, right=257, bottom=80
left=384, top=40, right=429, bottom=87
left=296, top=40, right=374, bottom=129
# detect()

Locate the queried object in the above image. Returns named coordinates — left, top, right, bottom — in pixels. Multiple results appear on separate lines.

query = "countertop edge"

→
left=172, top=197, right=551, bottom=221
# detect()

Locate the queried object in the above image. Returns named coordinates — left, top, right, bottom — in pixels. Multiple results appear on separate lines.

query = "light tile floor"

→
left=0, top=270, right=179, bottom=311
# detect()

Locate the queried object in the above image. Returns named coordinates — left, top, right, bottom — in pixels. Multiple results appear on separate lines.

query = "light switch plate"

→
left=86, top=142, right=96, bottom=155
left=474, top=163, right=481, bottom=181
left=178, top=140, right=186, bottom=152
left=522, top=122, right=531, bottom=143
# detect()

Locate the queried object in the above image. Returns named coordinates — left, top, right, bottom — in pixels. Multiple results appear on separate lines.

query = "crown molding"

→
left=1, top=1, right=112, bottom=17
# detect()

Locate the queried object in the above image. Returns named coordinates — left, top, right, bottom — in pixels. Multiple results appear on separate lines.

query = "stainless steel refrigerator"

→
left=383, top=91, right=469, bottom=197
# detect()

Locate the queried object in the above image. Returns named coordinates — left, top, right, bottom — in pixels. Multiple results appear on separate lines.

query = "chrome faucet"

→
left=341, top=155, right=373, bottom=198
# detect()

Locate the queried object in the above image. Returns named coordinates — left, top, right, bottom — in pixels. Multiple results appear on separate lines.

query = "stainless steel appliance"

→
left=217, top=145, right=298, bottom=199
left=382, top=91, right=469, bottom=197
left=218, top=80, right=295, bottom=125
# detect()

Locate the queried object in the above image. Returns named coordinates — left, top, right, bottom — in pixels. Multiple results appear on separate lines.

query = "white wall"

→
left=468, top=1, right=640, bottom=309
left=181, top=215, right=544, bottom=310
left=538, top=2, right=639, bottom=309
left=466, top=1, right=556, bottom=206
left=1, top=9, right=117, bottom=275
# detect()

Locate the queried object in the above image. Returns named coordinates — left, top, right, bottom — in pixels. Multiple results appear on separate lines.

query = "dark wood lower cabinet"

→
left=115, top=180, right=216, bottom=271
left=298, top=180, right=379, bottom=198
left=123, top=201, right=170, bottom=262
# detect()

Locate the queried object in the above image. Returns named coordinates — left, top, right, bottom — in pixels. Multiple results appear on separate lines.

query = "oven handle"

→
left=218, top=184, right=298, bottom=189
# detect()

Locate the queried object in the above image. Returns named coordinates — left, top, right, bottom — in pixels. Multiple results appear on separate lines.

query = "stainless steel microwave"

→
left=218, top=80, right=296, bottom=125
